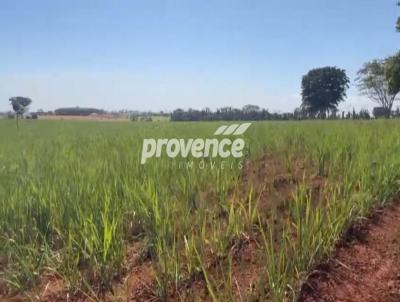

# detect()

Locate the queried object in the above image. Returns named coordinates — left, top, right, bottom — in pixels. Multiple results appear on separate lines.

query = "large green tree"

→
left=386, top=51, right=400, bottom=94
left=301, top=67, right=350, bottom=118
left=9, top=96, right=32, bottom=128
left=357, top=59, right=399, bottom=118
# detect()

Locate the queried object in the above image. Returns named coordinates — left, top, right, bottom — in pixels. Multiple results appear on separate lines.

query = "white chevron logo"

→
left=214, top=123, right=252, bottom=136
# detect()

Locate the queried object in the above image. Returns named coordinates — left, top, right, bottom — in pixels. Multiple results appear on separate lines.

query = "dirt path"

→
left=299, top=200, right=400, bottom=302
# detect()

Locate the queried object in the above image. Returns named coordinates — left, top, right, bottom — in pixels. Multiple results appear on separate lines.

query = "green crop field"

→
left=1, top=119, right=400, bottom=301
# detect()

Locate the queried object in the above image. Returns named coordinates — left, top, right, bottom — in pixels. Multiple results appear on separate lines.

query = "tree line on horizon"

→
left=170, top=104, right=397, bottom=122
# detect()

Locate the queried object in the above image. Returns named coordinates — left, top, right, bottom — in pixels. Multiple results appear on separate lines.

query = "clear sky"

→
left=0, top=0, right=398, bottom=112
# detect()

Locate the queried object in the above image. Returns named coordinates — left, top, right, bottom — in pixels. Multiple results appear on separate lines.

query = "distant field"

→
left=1, top=119, right=400, bottom=301
left=38, top=114, right=170, bottom=122
left=38, top=115, right=130, bottom=122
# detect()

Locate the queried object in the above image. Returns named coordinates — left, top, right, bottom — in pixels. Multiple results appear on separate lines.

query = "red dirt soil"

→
left=299, top=200, right=400, bottom=302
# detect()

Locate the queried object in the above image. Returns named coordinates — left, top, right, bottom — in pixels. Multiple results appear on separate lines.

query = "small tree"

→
left=301, top=67, right=350, bottom=118
left=357, top=60, right=400, bottom=118
left=397, top=2, right=400, bottom=31
left=359, top=109, right=371, bottom=119
left=9, top=96, right=32, bottom=128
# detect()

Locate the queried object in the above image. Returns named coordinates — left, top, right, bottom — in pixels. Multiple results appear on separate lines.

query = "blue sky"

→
left=0, top=0, right=398, bottom=112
